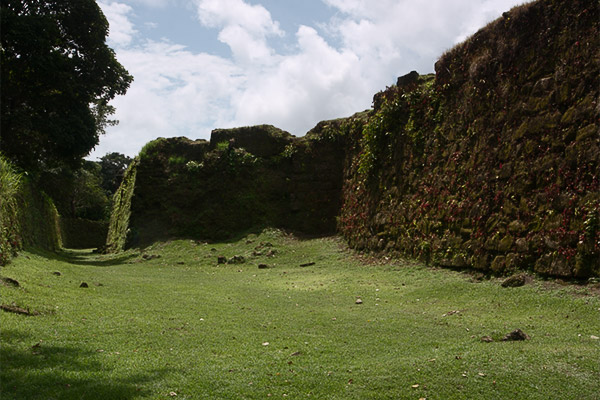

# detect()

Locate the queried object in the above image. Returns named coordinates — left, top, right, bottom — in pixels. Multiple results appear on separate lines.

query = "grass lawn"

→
left=1, top=229, right=599, bottom=399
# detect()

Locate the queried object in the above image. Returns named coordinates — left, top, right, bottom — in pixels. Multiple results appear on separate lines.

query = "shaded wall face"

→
left=119, top=131, right=347, bottom=247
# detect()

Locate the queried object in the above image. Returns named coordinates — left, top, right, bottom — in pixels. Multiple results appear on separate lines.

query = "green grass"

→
left=1, top=229, right=599, bottom=399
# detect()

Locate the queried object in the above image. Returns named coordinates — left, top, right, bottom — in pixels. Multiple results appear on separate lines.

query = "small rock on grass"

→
left=355, top=298, right=363, bottom=305
left=299, top=262, right=315, bottom=267
left=501, top=274, right=527, bottom=288
left=480, top=336, right=494, bottom=343
left=227, top=255, right=246, bottom=264
left=258, top=264, right=269, bottom=269
left=1, top=277, right=20, bottom=287
left=52, top=271, right=62, bottom=276
left=502, top=329, right=530, bottom=341
left=0, top=304, right=39, bottom=316
left=79, top=282, right=89, bottom=288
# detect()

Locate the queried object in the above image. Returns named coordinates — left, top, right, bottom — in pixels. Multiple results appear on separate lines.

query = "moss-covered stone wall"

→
left=338, top=0, right=599, bottom=278
left=17, top=181, right=62, bottom=252
left=106, top=125, right=349, bottom=249
left=105, top=158, right=138, bottom=253
left=1, top=177, right=62, bottom=265
left=106, top=0, right=598, bottom=278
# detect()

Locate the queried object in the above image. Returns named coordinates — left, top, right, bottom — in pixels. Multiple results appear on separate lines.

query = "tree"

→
left=99, top=152, right=132, bottom=195
left=0, top=0, right=133, bottom=171
left=39, top=161, right=110, bottom=221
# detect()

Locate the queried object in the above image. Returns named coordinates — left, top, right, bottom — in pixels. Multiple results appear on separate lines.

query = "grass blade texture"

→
left=1, top=229, right=599, bottom=399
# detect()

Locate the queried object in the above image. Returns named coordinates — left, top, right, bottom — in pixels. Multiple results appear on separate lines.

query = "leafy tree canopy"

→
left=0, top=0, right=133, bottom=171
left=99, top=152, right=132, bottom=194
left=39, top=161, right=110, bottom=221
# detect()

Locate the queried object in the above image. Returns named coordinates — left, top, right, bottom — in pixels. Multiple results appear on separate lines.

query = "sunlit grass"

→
left=1, top=230, right=599, bottom=399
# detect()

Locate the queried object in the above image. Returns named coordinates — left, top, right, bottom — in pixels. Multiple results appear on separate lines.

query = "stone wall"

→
left=107, top=0, right=599, bottom=278
left=337, top=0, right=599, bottom=278
left=106, top=125, right=349, bottom=249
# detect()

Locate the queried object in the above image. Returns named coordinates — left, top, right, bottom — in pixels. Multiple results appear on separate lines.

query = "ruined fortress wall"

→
left=338, top=0, right=599, bottom=277
left=107, top=0, right=599, bottom=277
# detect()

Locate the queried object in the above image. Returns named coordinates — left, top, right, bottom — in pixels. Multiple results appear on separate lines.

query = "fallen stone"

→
left=480, top=336, right=494, bottom=343
left=52, top=272, right=62, bottom=276
left=355, top=298, right=363, bottom=305
left=1, top=277, right=20, bottom=287
left=79, top=282, right=89, bottom=288
left=217, top=256, right=227, bottom=264
left=0, top=304, right=39, bottom=316
left=501, top=274, right=527, bottom=288
left=300, top=262, right=315, bottom=267
left=502, top=329, right=530, bottom=341
left=227, top=255, right=246, bottom=264
left=258, top=264, right=269, bottom=269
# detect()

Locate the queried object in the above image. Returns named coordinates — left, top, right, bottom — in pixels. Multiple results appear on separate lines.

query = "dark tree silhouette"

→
left=0, top=0, right=133, bottom=170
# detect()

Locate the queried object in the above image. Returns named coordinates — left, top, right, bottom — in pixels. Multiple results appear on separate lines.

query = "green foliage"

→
left=1, top=155, right=63, bottom=264
left=216, top=140, right=230, bottom=151
left=0, top=0, right=133, bottom=170
left=138, top=138, right=167, bottom=161
left=105, top=159, right=138, bottom=253
left=15, top=182, right=62, bottom=252
left=1, top=234, right=599, bottom=399
left=185, top=160, right=203, bottom=173
left=0, top=156, right=22, bottom=265
left=72, top=163, right=111, bottom=220
left=0, top=156, right=22, bottom=216
left=39, top=162, right=111, bottom=221
left=99, top=152, right=132, bottom=195
left=281, top=143, right=297, bottom=158
left=168, top=155, right=187, bottom=166
left=358, top=77, right=435, bottom=177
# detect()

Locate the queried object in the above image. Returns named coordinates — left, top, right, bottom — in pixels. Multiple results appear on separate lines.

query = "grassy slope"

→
left=1, top=230, right=599, bottom=399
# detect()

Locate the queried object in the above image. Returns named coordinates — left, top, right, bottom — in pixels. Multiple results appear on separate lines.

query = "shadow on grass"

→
left=129, top=226, right=339, bottom=250
left=0, top=329, right=172, bottom=400
left=25, top=247, right=137, bottom=267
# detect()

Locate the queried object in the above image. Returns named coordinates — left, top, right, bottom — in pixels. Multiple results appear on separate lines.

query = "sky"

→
left=90, top=0, right=529, bottom=159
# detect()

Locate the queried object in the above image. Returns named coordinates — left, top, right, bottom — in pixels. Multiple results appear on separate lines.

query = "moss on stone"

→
left=576, top=124, right=598, bottom=142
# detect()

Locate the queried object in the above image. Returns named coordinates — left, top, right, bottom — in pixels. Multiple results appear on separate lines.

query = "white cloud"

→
left=90, top=0, right=529, bottom=159
left=230, top=25, right=365, bottom=132
left=193, top=0, right=283, bottom=63
left=124, top=0, right=173, bottom=7
left=99, top=2, right=137, bottom=47
left=91, top=39, right=242, bottom=157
